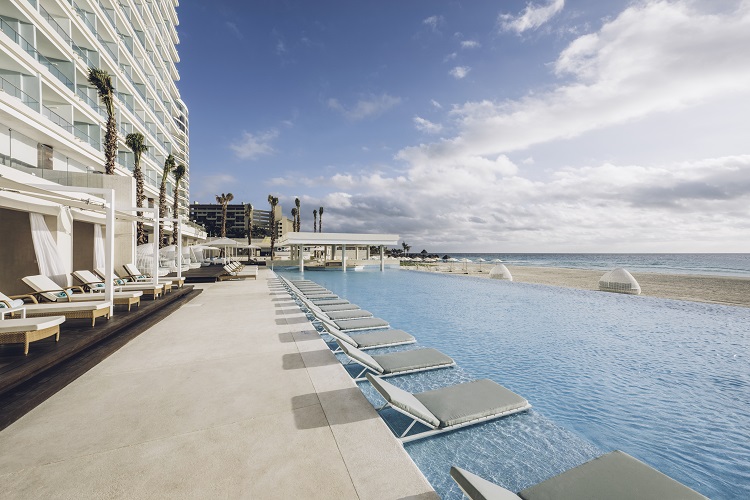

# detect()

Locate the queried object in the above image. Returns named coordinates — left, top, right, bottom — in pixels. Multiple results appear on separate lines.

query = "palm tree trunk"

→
left=134, top=168, right=146, bottom=245
left=105, top=115, right=117, bottom=174
left=158, top=181, right=167, bottom=247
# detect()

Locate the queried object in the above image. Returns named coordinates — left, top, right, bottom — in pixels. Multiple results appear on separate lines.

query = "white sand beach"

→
left=407, top=263, right=750, bottom=308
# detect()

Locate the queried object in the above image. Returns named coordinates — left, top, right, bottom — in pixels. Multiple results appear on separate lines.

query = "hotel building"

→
left=0, top=0, right=202, bottom=294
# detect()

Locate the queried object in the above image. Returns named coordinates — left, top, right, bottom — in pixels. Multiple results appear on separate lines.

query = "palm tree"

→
left=87, top=67, right=117, bottom=174
left=171, top=164, right=186, bottom=244
left=158, top=154, right=176, bottom=247
left=291, top=207, right=298, bottom=232
left=402, top=241, right=411, bottom=255
left=268, top=195, right=279, bottom=259
left=318, top=206, right=324, bottom=232
left=245, top=203, right=253, bottom=245
left=313, top=209, right=318, bottom=232
left=125, top=132, right=148, bottom=244
left=294, top=197, right=301, bottom=232
left=215, top=192, right=234, bottom=237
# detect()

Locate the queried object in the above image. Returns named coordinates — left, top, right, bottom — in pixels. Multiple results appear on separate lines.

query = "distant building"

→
left=190, top=202, right=290, bottom=239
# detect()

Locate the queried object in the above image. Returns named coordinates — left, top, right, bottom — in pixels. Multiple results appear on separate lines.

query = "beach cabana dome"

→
left=489, top=264, right=512, bottom=281
left=599, top=268, right=641, bottom=295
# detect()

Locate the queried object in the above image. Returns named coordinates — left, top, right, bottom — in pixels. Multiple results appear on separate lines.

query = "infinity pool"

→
left=279, top=268, right=750, bottom=499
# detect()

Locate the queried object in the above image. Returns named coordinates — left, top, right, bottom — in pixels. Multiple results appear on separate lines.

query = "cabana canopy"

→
left=599, top=268, right=641, bottom=295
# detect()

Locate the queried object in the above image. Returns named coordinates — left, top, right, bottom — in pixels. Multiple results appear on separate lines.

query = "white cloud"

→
left=450, top=66, right=470, bottom=79
left=229, top=129, right=279, bottom=160
left=460, top=40, right=481, bottom=49
left=413, top=116, right=443, bottom=134
left=431, top=99, right=443, bottom=109
left=327, top=94, right=401, bottom=120
left=225, top=22, right=243, bottom=40
left=499, top=0, right=565, bottom=34
left=265, top=1, right=750, bottom=252
left=444, top=52, right=458, bottom=62
left=423, top=15, right=444, bottom=31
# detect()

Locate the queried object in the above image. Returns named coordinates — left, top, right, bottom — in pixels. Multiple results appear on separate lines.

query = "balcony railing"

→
left=43, top=105, right=73, bottom=133
left=0, top=75, right=40, bottom=112
left=39, top=5, right=73, bottom=45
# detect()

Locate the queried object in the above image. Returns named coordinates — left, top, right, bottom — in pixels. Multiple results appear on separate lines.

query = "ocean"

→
left=437, top=253, right=750, bottom=277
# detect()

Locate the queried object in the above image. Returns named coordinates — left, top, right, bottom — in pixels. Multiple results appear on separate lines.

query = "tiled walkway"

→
left=0, top=270, right=437, bottom=499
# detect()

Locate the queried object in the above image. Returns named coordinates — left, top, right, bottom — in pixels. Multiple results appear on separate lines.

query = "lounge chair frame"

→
left=0, top=317, right=64, bottom=355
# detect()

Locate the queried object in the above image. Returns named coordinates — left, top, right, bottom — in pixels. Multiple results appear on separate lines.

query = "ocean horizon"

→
left=428, top=253, right=750, bottom=277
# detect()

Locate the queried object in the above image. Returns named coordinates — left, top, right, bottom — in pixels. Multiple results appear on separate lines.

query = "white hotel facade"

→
left=0, top=0, right=203, bottom=294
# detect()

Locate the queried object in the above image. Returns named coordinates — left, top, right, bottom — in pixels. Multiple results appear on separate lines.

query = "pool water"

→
left=278, top=268, right=750, bottom=499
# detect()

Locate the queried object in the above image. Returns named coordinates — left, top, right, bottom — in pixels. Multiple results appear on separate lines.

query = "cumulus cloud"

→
left=327, top=94, right=401, bottom=120
left=460, top=40, right=481, bottom=49
left=499, top=0, right=565, bottom=34
left=268, top=2, right=750, bottom=251
left=413, top=116, right=443, bottom=134
left=229, top=129, right=279, bottom=160
left=450, top=66, right=470, bottom=79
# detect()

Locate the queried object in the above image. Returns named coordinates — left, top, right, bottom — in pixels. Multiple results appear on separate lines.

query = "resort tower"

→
left=0, top=0, right=202, bottom=294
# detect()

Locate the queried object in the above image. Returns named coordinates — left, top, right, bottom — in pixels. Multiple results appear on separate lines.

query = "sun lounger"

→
left=310, top=298, right=350, bottom=306
left=450, top=450, right=708, bottom=500
left=323, top=309, right=373, bottom=320
left=0, top=315, right=65, bottom=355
left=22, top=300, right=111, bottom=327
left=22, top=275, right=142, bottom=311
left=336, top=340, right=454, bottom=381
left=316, top=303, right=361, bottom=312
left=366, top=374, right=530, bottom=442
left=119, top=264, right=182, bottom=288
left=72, top=270, right=164, bottom=300
left=320, top=321, right=415, bottom=351
left=317, top=314, right=389, bottom=332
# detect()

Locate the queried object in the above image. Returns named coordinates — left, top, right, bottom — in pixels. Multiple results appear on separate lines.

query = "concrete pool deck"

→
left=0, top=270, right=438, bottom=499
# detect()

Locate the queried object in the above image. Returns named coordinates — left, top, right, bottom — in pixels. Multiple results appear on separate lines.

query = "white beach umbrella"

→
left=490, top=258, right=503, bottom=263
left=459, top=257, right=471, bottom=272
left=477, top=257, right=486, bottom=272
left=447, top=257, right=458, bottom=272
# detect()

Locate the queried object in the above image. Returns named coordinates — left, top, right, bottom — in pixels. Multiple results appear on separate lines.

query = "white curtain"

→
left=93, top=224, right=105, bottom=270
left=29, top=212, right=69, bottom=287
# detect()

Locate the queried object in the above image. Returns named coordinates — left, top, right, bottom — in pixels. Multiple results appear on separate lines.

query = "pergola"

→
left=276, top=232, right=399, bottom=272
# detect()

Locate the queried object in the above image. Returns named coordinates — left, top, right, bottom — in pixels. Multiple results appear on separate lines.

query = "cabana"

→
left=599, top=268, right=641, bottom=295
left=276, top=232, right=399, bottom=272
left=489, top=264, right=513, bottom=281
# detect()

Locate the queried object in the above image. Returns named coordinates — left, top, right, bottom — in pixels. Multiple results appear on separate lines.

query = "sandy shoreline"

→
left=404, top=263, right=750, bottom=308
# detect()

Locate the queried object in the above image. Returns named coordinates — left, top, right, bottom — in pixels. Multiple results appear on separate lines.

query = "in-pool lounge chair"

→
left=449, top=450, right=708, bottom=500
left=1, top=291, right=111, bottom=327
left=366, top=373, right=530, bottom=442
left=296, top=294, right=373, bottom=320
left=72, top=270, right=164, bottom=300
left=320, top=321, right=415, bottom=351
left=312, top=310, right=389, bottom=332
left=22, top=275, right=142, bottom=311
left=335, top=340, right=454, bottom=381
left=0, top=316, right=65, bottom=355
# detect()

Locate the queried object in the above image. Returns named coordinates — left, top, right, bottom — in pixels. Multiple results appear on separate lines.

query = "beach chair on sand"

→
left=1, top=291, right=110, bottom=327
left=335, top=340, right=454, bottom=381
left=449, top=450, right=708, bottom=500
left=0, top=316, right=65, bottom=355
left=22, top=275, right=142, bottom=311
left=366, top=373, right=530, bottom=443
left=320, top=321, right=415, bottom=351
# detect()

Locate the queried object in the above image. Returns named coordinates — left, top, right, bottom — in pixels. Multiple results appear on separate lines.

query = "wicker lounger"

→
left=450, top=450, right=708, bottom=500
left=24, top=301, right=111, bottom=327
left=0, top=316, right=65, bottom=355
left=320, top=321, right=415, bottom=351
left=73, top=270, right=163, bottom=300
left=22, top=275, right=142, bottom=311
left=336, top=340, right=454, bottom=381
left=367, top=374, right=530, bottom=442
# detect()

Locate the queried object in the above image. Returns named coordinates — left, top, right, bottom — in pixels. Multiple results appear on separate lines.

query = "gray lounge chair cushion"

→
left=415, top=379, right=528, bottom=428
left=374, top=348, right=453, bottom=374
left=317, top=303, right=360, bottom=312
left=311, top=299, right=349, bottom=305
left=366, top=374, right=440, bottom=427
left=450, top=467, right=522, bottom=500
left=336, top=341, right=383, bottom=372
left=325, top=309, right=372, bottom=320
left=518, top=451, right=707, bottom=500
left=333, top=317, right=389, bottom=331
left=351, top=329, right=414, bottom=348
left=304, top=293, right=338, bottom=299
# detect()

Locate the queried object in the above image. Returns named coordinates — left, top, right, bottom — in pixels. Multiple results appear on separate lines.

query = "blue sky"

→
left=177, top=0, right=750, bottom=252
